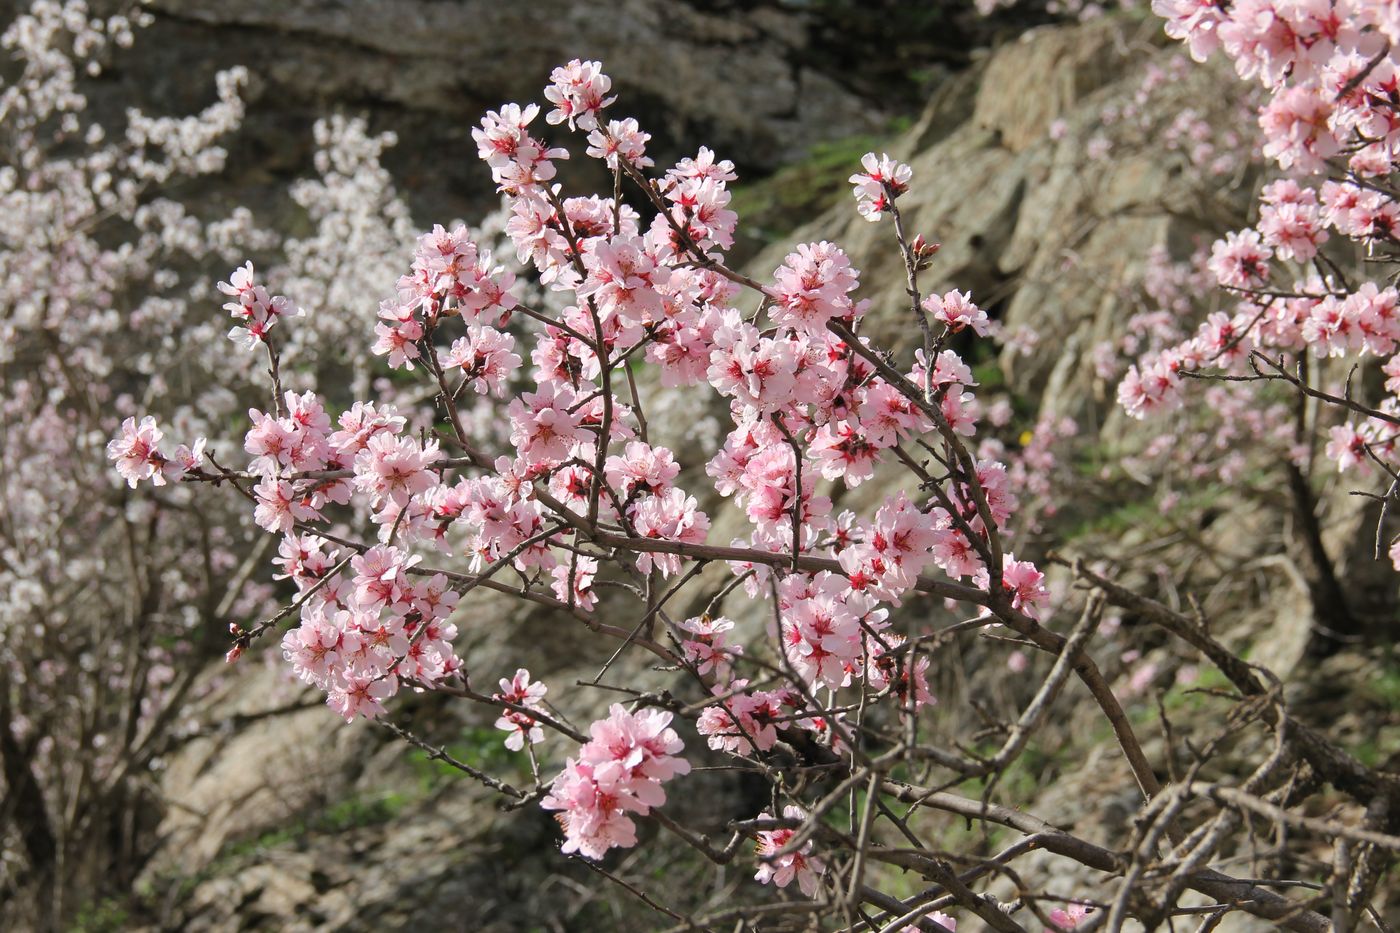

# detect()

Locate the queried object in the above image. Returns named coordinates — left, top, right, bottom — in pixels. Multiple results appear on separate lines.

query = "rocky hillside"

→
left=58, top=0, right=940, bottom=232
left=81, top=9, right=1399, bottom=932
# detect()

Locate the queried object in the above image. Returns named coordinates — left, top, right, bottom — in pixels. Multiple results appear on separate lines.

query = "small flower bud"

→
left=910, top=234, right=941, bottom=271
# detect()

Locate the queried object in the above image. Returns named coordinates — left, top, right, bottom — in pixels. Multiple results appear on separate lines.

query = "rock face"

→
left=121, top=12, right=1399, bottom=932
left=163, top=0, right=880, bottom=159
left=106, top=0, right=888, bottom=226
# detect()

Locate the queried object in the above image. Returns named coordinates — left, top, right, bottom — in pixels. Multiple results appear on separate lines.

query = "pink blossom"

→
left=218, top=262, right=298, bottom=347
left=578, top=234, right=670, bottom=330
left=1384, top=355, right=1400, bottom=396
left=274, top=533, right=346, bottom=597
left=550, top=556, right=598, bottom=610
left=281, top=606, right=348, bottom=688
left=866, top=635, right=934, bottom=711
left=1152, top=0, right=1226, bottom=61
left=541, top=704, right=689, bottom=859
left=371, top=298, right=425, bottom=370
left=678, top=615, right=742, bottom=678
left=811, top=420, right=881, bottom=486
left=544, top=59, right=615, bottom=132
left=443, top=325, right=521, bottom=396
left=507, top=382, right=587, bottom=466
left=696, top=682, right=779, bottom=756
left=1258, top=179, right=1328, bottom=261
left=976, top=554, right=1050, bottom=619
left=353, top=433, right=442, bottom=506
left=605, top=441, right=680, bottom=499
left=327, top=670, right=397, bottom=722
left=770, top=241, right=861, bottom=332
left=493, top=668, right=548, bottom=751
left=660, top=175, right=739, bottom=251
left=631, top=488, right=710, bottom=577
left=161, top=438, right=206, bottom=484
left=1207, top=229, right=1272, bottom=289
left=1326, top=423, right=1369, bottom=472
left=540, top=760, right=642, bottom=859
left=753, top=805, right=826, bottom=897
left=859, top=380, right=932, bottom=449
left=329, top=401, right=406, bottom=458
left=107, top=416, right=168, bottom=487
left=708, top=321, right=800, bottom=411
left=252, top=477, right=315, bottom=534
left=350, top=544, right=420, bottom=614
left=1118, top=357, right=1185, bottom=419
left=782, top=590, right=863, bottom=689
left=1048, top=903, right=1092, bottom=931
left=586, top=117, right=652, bottom=169
left=924, top=289, right=990, bottom=336
left=473, top=103, right=568, bottom=192
left=849, top=151, right=912, bottom=220
left=670, top=146, right=737, bottom=184
left=1258, top=86, right=1340, bottom=174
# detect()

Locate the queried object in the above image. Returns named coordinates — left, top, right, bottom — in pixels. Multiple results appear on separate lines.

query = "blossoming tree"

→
left=0, top=1, right=430, bottom=924
left=85, top=0, right=1400, bottom=930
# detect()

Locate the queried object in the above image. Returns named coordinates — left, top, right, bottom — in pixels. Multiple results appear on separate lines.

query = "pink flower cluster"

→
left=849, top=151, right=912, bottom=221
left=280, top=540, right=461, bottom=721
left=677, top=615, right=741, bottom=678
left=374, top=224, right=519, bottom=369
left=218, top=262, right=298, bottom=349
left=113, top=58, right=1066, bottom=875
left=1258, top=178, right=1329, bottom=261
left=1325, top=399, right=1400, bottom=475
left=752, top=805, right=826, bottom=896
left=586, top=117, right=652, bottom=170
left=1120, top=274, right=1400, bottom=420
left=770, top=240, right=862, bottom=333
left=473, top=103, right=569, bottom=195
left=924, top=289, right=991, bottom=337
left=544, top=59, right=615, bottom=132
left=443, top=325, right=521, bottom=396
left=241, top=393, right=435, bottom=534
left=541, top=704, right=689, bottom=859
left=494, top=668, right=549, bottom=751
left=107, top=416, right=203, bottom=488
left=1206, top=229, right=1272, bottom=289
left=696, top=678, right=786, bottom=756
left=1116, top=0, right=1400, bottom=570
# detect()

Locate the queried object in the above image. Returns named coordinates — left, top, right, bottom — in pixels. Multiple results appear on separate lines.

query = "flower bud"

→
left=910, top=234, right=941, bottom=272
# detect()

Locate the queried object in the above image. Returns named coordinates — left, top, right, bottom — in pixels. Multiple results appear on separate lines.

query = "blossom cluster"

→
left=278, top=537, right=462, bottom=719
left=849, top=152, right=912, bottom=221
left=752, top=805, right=826, bottom=896
left=540, top=704, right=689, bottom=858
left=493, top=668, right=549, bottom=751
left=107, top=416, right=204, bottom=488
left=113, top=57, right=1054, bottom=888
left=1132, top=0, right=1400, bottom=556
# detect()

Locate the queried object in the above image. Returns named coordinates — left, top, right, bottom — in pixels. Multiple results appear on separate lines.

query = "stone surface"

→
left=130, top=0, right=884, bottom=208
